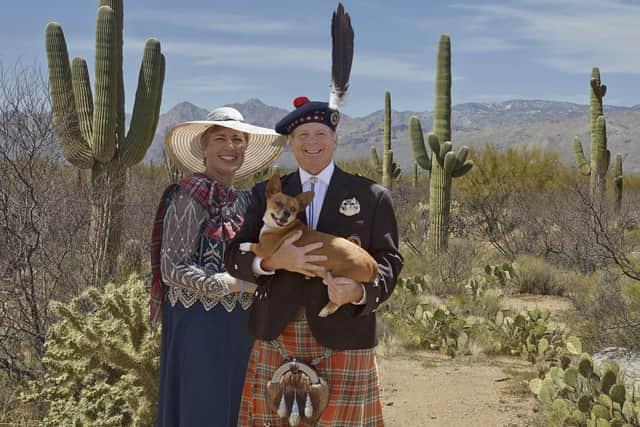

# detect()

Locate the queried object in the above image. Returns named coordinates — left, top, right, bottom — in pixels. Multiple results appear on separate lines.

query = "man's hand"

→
left=261, top=230, right=327, bottom=277
left=326, top=271, right=364, bottom=306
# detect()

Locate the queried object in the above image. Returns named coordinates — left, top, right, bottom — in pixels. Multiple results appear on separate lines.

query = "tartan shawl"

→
left=149, top=173, right=244, bottom=327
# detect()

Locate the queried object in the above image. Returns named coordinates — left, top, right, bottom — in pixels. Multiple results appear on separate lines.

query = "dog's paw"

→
left=239, top=242, right=252, bottom=253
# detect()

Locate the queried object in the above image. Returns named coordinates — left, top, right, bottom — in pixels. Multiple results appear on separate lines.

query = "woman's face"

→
left=201, top=126, right=248, bottom=182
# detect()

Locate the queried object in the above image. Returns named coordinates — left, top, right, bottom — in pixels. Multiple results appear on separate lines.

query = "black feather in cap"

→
left=330, top=3, right=354, bottom=109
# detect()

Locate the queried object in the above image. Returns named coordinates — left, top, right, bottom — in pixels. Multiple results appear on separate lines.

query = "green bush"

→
left=515, top=254, right=565, bottom=296
left=22, top=276, right=160, bottom=426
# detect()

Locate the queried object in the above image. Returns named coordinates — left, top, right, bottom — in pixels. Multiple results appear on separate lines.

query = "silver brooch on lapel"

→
left=339, top=197, right=360, bottom=216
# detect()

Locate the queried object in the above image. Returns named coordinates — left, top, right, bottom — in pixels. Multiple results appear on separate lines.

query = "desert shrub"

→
left=22, top=276, right=160, bottom=426
left=515, top=254, right=566, bottom=296
left=565, top=270, right=640, bottom=353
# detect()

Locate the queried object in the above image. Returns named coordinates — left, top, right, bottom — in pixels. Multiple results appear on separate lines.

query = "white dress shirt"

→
left=250, top=161, right=366, bottom=305
left=298, top=162, right=334, bottom=230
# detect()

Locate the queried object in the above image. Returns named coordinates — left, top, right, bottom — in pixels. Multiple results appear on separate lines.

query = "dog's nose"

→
left=283, top=210, right=291, bottom=219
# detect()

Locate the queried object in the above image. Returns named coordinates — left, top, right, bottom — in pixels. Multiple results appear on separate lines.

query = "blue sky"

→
left=3, top=0, right=640, bottom=117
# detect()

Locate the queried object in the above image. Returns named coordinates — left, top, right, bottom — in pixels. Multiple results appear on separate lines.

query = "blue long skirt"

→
left=157, top=301, right=253, bottom=427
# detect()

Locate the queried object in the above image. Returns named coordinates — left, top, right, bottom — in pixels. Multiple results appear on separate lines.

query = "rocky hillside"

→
left=145, top=99, right=640, bottom=173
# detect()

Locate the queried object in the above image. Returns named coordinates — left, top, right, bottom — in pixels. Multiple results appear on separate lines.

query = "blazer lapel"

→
left=316, top=167, right=349, bottom=232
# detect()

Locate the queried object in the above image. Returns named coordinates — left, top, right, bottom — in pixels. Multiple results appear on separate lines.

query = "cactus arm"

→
left=428, top=133, right=442, bottom=166
left=71, top=57, right=93, bottom=144
left=573, top=136, right=590, bottom=175
left=452, top=160, right=473, bottom=178
left=443, top=151, right=457, bottom=176
left=434, top=34, right=452, bottom=144
left=148, top=53, right=166, bottom=146
left=614, top=153, right=623, bottom=212
left=456, top=146, right=469, bottom=164
left=121, top=39, right=164, bottom=167
left=44, top=23, right=94, bottom=169
left=370, top=146, right=382, bottom=173
left=92, top=6, right=118, bottom=163
left=99, top=1, right=125, bottom=156
left=440, top=141, right=453, bottom=159
left=392, top=163, right=401, bottom=179
left=409, top=116, right=431, bottom=170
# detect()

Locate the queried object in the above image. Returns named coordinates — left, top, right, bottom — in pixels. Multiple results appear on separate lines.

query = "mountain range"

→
left=146, top=98, right=640, bottom=173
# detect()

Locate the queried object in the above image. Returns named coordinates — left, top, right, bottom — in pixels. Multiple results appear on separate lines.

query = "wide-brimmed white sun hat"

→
left=164, top=107, right=286, bottom=181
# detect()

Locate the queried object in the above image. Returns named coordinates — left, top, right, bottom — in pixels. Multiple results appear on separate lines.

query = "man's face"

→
left=288, top=122, right=337, bottom=175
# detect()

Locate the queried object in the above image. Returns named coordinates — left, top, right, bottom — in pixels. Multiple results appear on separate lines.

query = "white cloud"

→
left=139, top=39, right=432, bottom=82
left=456, top=36, right=516, bottom=54
left=452, top=0, right=640, bottom=74
left=128, top=10, right=292, bottom=34
left=171, top=75, right=256, bottom=93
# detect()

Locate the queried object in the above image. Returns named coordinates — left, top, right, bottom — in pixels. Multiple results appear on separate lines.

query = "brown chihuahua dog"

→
left=239, top=175, right=378, bottom=317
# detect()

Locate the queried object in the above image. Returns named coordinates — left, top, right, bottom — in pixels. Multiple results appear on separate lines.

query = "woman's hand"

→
left=219, top=272, right=258, bottom=294
left=325, top=271, right=364, bottom=306
left=261, top=230, right=328, bottom=278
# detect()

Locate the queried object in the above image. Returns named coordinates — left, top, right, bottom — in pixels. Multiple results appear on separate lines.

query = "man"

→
left=225, top=96, right=403, bottom=426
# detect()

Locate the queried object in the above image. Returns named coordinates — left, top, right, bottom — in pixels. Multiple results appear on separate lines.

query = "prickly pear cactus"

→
left=530, top=355, right=640, bottom=426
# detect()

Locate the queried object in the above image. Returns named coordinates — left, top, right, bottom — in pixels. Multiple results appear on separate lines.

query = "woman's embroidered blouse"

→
left=160, top=186, right=253, bottom=311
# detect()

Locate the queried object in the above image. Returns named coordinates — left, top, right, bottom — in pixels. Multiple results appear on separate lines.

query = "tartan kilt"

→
left=239, top=318, right=384, bottom=426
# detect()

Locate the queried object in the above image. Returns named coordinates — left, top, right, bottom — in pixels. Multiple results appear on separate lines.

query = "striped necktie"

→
left=308, top=176, right=318, bottom=229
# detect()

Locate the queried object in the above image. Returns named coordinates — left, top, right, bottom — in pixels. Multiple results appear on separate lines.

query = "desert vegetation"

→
left=0, top=9, right=639, bottom=426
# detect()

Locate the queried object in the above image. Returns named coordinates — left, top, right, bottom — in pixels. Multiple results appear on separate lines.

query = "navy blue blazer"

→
left=224, top=166, right=403, bottom=350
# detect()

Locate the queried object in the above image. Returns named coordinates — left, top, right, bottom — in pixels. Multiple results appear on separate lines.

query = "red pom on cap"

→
left=293, top=96, right=310, bottom=108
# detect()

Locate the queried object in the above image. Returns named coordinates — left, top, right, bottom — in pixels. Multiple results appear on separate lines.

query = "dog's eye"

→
left=275, top=201, right=283, bottom=208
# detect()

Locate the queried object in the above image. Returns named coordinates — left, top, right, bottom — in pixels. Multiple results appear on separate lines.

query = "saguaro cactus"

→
left=45, top=0, right=165, bottom=286
left=409, top=34, right=473, bottom=252
left=613, top=153, right=623, bottom=213
left=572, top=67, right=610, bottom=204
left=370, top=91, right=400, bottom=189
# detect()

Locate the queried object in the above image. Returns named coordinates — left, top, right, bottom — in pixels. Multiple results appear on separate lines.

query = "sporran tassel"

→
left=289, top=391, right=301, bottom=426
left=304, top=392, right=313, bottom=418
left=277, top=391, right=287, bottom=418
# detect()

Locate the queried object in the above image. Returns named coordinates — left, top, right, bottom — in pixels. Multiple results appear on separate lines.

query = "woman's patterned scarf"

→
left=149, top=173, right=244, bottom=326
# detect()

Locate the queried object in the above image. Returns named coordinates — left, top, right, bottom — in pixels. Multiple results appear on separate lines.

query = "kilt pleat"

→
left=238, top=319, right=384, bottom=426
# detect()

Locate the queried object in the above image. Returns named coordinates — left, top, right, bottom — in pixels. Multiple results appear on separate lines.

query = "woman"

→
left=151, top=107, right=285, bottom=426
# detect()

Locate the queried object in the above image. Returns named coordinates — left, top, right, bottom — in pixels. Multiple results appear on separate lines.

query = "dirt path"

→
left=377, top=351, right=542, bottom=426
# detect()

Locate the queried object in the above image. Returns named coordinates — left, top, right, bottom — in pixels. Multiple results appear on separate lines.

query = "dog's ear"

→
left=266, top=175, right=282, bottom=197
left=296, top=191, right=314, bottom=210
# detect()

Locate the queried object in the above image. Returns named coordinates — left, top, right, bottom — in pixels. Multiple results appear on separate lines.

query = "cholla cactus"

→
left=410, top=34, right=473, bottom=252
left=22, top=276, right=160, bottom=426
left=370, top=91, right=401, bottom=189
